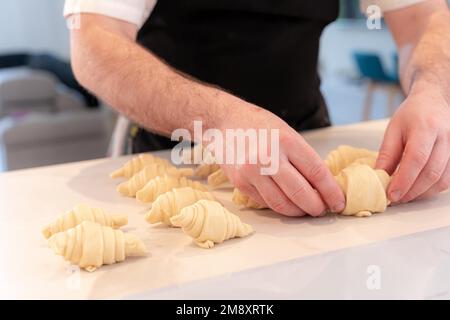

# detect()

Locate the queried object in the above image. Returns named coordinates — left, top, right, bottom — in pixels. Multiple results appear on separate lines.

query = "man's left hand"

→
left=376, top=82, right=450, bottom=203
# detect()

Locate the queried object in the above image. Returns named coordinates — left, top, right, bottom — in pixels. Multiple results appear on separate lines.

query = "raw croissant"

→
left=145, top=187, right=216, bottom=226
left=335, top=164, right=390, bottom=217
left=136, top=174, right=208, bottom=203
left=48, top=221, right=147, bottom=272
left=110, top=154, right=170, bottom=179
left=232, top=188, right=267, bottom=209
left=170, top=200, right=253, bottom=248
left=325, top=145, right=391, bottom=217
left=207, top=169, right=229, bottom=187
left=195, top=162, right=221, bottom=178
left=117, top=164, right=193, bottom=197
left=42, top=204, right=128, bottom=239
left=193, top=151, right=221, bottom=178
left=325, top=145, right=378, bottom=176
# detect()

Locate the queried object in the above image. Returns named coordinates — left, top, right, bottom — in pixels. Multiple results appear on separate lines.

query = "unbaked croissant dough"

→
left=325, top=145, right=378, bottom=176
left=325, top=145, right=391, bottom=217
left=48, top=221, right=147, bottom=272
left=42, top=204, right=128, bottom=239
left=145, top=187, right=216, bottom=226
left=207, top=168, right=229, bottom=187
left=189, top=146, right=221, bottom=177
left=232, top=188, right=267, bottom=209
left=335, top=164, right=390, bottom=217
left=195, top=162, right=221, bottom=178
left=170, top=200, right=253, bottom=248
left=110, top=154, right=170, bottom=179
left=136, top=174, right=208, bottom=203
left=117, top=164, right=193, bottom=197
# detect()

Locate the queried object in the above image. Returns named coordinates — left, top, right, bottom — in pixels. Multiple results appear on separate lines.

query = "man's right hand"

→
left=215, top=100, right=346, bottom=217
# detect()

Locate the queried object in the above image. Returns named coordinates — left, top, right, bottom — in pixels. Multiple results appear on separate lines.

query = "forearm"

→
left=71, top=15, right=247, bottom=137
left=394, top=8, right=450, bottom=99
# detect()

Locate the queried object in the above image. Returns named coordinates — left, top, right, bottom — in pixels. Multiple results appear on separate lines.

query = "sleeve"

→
left=64, top=0, right=157, bottom=28
left=360, top=0, right=427, bottom=13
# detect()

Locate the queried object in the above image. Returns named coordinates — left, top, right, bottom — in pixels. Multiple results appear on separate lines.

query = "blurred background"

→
left=0, top=0, right=411, bottom=171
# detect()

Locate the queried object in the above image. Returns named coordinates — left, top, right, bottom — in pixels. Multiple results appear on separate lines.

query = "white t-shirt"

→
left=64, top=0, right=426, bottom=28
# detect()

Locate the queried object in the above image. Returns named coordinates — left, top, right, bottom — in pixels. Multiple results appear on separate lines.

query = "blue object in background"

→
left=353, top=52, right=398, bottom=83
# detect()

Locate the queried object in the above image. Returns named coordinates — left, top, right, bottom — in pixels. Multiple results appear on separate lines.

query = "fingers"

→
left=253, top=175, right=306, bottom=217
left=376, top=122, right=404, bottom=174
left=272, top=159, right=326, bottom=216
left=401, top=134, right=448, bottom=202
left=387, top=130, right=437, bottom=202
left=288, top=139, right=345, bottom=213
left=419, top=158, right=450, bottom=199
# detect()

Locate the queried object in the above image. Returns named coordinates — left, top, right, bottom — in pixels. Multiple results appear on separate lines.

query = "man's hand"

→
left=217, top=103, right=345, bottom=217
left=376, top=83, right=450, bottom=203
left=379, top=0, right=450, bottom=203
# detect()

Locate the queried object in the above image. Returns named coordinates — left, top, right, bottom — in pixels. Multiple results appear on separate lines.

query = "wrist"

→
left=409, top=74, right=450, bottom=104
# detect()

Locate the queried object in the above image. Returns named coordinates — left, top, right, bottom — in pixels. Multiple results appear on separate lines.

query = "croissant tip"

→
left=117, top=184, right=129, bottom=196
left=42, top=226, right=51, bottom=239
left=48, top=233, right=66, bottom=255
left=110, top=169, right=123, bottom=179
left=169, top=214, right=183, bottom=227
left=112, top=215, right=128, bottom=228
left=145, top=209, right=160, bottom=224
left=244, top=223, right=254, bottom=235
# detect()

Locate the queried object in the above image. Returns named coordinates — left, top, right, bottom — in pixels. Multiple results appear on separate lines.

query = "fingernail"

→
left=332, top=201, right=345, bottom=213
left=389, top=190, right=402, bottom=202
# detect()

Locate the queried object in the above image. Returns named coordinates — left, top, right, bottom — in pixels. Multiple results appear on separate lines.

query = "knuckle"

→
left=425, top=117, right=440, bottom=129
left=289, top=184, right=308, bottom=200
left=308, top=162, right=327, bottom=181
left=424, top=167, right=442, bottom=183
left=377, top=150, right=391, bottom=164
left=408, top=149, right=429, bottom=167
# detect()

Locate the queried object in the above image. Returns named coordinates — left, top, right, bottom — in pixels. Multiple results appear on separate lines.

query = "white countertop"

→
left=2, top=119, right=450, bottom=299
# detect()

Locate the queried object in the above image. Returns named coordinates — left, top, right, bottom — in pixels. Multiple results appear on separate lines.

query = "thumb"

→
left=376, top=123, right=403, bottom=175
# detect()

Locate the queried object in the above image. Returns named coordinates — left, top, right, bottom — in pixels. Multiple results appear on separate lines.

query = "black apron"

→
left=132, top=0, right=339, bottom=152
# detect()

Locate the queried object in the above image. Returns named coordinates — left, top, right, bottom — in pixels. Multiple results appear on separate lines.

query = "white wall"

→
left=0, top=0, right=69, bottom=58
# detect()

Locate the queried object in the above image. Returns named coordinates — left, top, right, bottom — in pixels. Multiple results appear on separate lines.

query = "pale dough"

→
left=195, top=162, right=221, bottom=178
left=207, top=168, right=229, bottom=187
left=42, top=204, right=128, bottom=239
left=193, top=149, right=221, bottom=178
left=145, top=187, right=216, bottom=226
left=117, top=164, right=193, bottom=197
left=232, top=188, right=267, bottom=209
left=326, top=145, right=391, bottom=217
left=325, top=145, right=378, bottom=176
left=170, top=199, right=253, bottom=248
left=110, top=154, right=170, bottom=179
left=48, top=221, right=147, bottom=272
left=335, top=164, right=391, bottom=217
left=136, top=174, right=208, bottom=203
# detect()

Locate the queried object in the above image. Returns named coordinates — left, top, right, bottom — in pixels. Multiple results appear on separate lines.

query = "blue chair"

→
left=353, top=52, right=398, bottom=83
left=353, top=52, right=402, bottom=120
